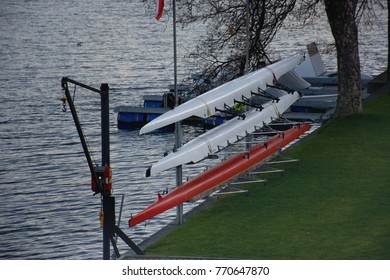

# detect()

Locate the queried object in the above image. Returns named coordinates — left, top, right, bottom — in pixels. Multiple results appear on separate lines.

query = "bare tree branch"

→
left=175, top=0, right=296, bottom=86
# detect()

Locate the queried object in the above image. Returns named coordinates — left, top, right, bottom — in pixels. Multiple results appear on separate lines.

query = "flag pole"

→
left=245, top=0, right=250, bottom=74
left=245, top=0, right=252, bottom=150
left=172, top=0, right=183, bottom=224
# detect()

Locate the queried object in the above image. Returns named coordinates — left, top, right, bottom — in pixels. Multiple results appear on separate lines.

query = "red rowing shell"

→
left=129, top=124, right=310, bottom=227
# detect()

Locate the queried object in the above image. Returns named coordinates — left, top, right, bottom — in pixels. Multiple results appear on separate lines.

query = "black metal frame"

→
left=61, top=77, right=143, bottom=259
left=215, top=103, right=246, bottom=120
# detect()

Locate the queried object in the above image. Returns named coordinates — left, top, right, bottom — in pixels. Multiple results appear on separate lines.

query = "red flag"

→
left=155, top=0, right=164, bottom=21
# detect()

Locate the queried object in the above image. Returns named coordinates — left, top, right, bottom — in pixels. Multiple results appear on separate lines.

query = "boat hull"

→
left=147, top=91, right=301, bottom=177
left=129, top=123, right=310, bottom=227
left=116, top=106, right=171, bottom=130
left=140, top=54, right=305, bottom=134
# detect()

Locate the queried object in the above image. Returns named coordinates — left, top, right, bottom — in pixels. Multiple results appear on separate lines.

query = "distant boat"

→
left=114, top=84, right=191, bottom=131
left=294, top=42, right=372, bottom=87
left=288, top=42, right=372, bottom=119
left=115, top=95, right=170, bottom=130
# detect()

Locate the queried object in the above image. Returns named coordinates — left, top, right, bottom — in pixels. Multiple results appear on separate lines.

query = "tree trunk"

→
left=388, top=0, right=390, bottom=83
left=324, top=0, right=362, bottom=117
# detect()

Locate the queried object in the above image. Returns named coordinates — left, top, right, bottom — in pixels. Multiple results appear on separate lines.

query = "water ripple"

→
left=0, top=0, right=387, bottom=259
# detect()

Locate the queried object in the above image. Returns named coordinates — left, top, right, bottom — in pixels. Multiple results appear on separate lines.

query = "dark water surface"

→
left=0, top=0, right=387, bottom=259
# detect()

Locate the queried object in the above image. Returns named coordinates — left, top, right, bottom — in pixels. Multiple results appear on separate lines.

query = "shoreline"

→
left=122, top=74, right=389, bottom=259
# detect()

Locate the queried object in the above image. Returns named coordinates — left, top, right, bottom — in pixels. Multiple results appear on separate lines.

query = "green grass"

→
left=146, top=95, right=390, bottom=259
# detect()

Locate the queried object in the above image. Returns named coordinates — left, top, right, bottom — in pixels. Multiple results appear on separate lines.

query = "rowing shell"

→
left=129, top=124, right=310, bottom=227
left=139, top=53, right=305, bottom=134
left=146, top=90, right=301, bottom=177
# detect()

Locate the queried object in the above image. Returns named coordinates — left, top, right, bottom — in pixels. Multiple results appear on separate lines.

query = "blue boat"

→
left=115, top=94, right=173, bottom=130
left=115, top=84, right=194, bottom=131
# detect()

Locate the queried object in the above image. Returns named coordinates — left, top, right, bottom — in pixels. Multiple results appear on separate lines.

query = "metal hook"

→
left=60, top=95, right=67, bottom=112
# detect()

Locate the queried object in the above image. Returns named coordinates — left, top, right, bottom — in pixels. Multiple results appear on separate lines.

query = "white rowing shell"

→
left=146, top=91, right=300, bottom=177
left=140, top=53, right=305, bottom=134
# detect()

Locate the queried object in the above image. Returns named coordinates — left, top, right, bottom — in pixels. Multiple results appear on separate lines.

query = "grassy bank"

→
left=146, top=94, right=390, bottom=259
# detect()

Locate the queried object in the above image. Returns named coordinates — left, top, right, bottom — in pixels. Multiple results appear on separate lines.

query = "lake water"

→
left=0, top=0, right=387, bottom=259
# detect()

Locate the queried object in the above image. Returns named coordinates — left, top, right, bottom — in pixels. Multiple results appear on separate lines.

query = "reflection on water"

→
left=0, top=0, right=387, bottom=259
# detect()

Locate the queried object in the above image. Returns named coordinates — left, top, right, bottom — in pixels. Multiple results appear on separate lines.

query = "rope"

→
left=199, top=136, right=213, bottom=154
left=196, top=96, right=213, bottom=117
left=271, top=103, right=281, bottom=119
left=264, top=66, right=277, bottom=84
